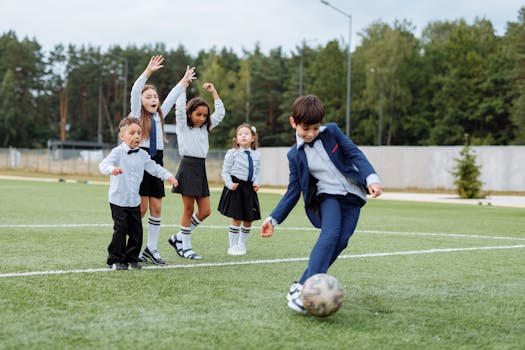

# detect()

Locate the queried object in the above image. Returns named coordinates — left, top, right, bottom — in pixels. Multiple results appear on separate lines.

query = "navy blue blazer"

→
left=269, top=123, right=377, bottom=228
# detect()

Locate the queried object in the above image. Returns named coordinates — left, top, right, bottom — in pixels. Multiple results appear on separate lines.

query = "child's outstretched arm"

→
left=204, top=82, right=225, bottom=129
left=142, top=55, right=164, bottom=78
left=131, top=55, right=164, bottom=117
left=180, top=66, right=197, bottom=88
left=162, top=65, right=196, bottom=117
left=203, top=82, right=220, bottom=100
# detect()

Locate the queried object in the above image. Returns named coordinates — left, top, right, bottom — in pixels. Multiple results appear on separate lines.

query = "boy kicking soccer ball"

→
left=261, top=95, right=382, bottom=313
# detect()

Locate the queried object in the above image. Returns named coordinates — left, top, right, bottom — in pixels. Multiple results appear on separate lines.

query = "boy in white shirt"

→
left=99, top=117, right=177, bottom=270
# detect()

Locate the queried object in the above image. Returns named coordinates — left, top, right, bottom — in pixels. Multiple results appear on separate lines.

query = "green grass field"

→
left=1, top=179, right=524, bottom=350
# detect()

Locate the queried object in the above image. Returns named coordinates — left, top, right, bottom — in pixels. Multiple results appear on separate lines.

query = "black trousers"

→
left=107, top=203, right=143, bottom=265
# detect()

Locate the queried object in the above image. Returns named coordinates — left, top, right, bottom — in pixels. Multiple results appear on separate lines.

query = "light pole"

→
left=321, top=0, right=352, bottom=137
left=298, top=38, right=317, bottom=96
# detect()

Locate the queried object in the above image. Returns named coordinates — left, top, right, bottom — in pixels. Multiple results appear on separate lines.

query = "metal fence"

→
left=0, top=147, right=228, bottom=184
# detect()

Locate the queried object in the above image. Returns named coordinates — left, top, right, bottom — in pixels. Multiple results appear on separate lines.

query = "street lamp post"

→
left=298, top=38, right=317, bottom=96
left=321, top=0, right=352, bottom=137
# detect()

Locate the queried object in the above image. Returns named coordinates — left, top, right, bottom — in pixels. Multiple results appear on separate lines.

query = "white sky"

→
left=1, top=0, right=523, bottom=56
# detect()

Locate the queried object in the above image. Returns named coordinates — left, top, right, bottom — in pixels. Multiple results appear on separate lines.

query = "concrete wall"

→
left=258, top=146, right=525, bottom=192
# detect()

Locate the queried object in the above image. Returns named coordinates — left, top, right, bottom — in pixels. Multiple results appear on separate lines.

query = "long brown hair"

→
left=186, top=97, right=212, bottom=132
left=141, top=84, right=167, bottom=142
left=231, top=123, right=258, bottom=150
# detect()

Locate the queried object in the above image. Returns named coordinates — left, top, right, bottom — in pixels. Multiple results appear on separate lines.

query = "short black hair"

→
left=291, top=95, right=324, bottom=125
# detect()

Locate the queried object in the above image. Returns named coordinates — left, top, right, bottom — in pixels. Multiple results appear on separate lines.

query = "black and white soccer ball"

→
left=301, top=273, right=344, bottom=317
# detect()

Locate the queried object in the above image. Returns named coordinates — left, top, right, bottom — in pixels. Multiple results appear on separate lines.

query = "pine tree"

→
left=452, top=134, right=484, bottom=199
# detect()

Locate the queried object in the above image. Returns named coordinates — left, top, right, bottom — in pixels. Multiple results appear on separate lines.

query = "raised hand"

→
left=181, top=66, right=197, bottom=87
left=202, top=82, right=216, bottom=92
left=203, top=82, right=220, bottom=100
left=145, top=55, right=164, bottom=76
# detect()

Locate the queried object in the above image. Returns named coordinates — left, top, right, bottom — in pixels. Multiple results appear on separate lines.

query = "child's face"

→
left=119, top=123, right=142, bottom=149
left=236, top=126, right=254, bottom=149
left=190, top=106, right=209, bottom=128
left=290, top=117, right=321, bottom=143
left=142, top=88, right=159, bottom=114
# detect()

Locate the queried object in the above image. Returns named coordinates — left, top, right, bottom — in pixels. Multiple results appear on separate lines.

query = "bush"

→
left=452, top=134, right=485, bottom=199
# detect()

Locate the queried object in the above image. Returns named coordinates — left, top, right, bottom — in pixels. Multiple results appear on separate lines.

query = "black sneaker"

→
left=107, top=263, right=128, bottom=270
left=143, top=247, right=166, bottom=265
left=129, top=262, right=142, bottom=269
left=138, top=255, right=147, bottom=263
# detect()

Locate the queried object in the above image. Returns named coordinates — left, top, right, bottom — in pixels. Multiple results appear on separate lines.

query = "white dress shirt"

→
left=296, top=127, right=380, bottom=201
left=175, top=92, right=225, bottom=158
left=99, top=143, right=173, bottom=207
left=221, top=147, right=261, bottom=188
left=130, top=75, right=184, bottom=150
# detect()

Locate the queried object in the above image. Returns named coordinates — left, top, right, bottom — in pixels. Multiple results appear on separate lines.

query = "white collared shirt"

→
left=296, top=127, right=371, bottom=201
left=221, top=147, right=261, bottom=188
left=175, top=92, right=225, bottom=158
left=99, top=143, right=173, bottom=207
left=130, top=75, right=184, bottom=150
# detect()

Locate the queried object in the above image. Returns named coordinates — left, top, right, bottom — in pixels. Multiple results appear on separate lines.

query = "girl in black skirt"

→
left=218, top=124, right=261, bottom=255
left=168, top=81, right=226, bottom=260
left=130, top=55, right=196, bottom=265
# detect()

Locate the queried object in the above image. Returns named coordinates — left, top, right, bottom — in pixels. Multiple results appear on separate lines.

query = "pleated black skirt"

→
left=218, top=176, right=261, bottom=221
left=172, top=156, right=210, bottom=197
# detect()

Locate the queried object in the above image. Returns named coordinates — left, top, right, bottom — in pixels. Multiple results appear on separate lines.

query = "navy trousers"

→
left=299, top=194, right=362, bottom=284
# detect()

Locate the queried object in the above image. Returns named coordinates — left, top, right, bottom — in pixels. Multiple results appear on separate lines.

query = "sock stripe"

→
left=229, top=225, right=240, bottom=234
left=191, top=215, right=201, bottom=227
left=180, top=226, right=191, bottom=235
left=148, top=217, right=161, bottom=225
left=241, top=226, right=251, bottom=234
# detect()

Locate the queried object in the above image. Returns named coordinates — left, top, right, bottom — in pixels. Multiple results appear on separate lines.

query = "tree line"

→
left=1, top=8, right=524, bottom=149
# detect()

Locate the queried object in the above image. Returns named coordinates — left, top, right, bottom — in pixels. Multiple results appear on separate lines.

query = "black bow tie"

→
left=305, top=135, right=321, bottom=147
left=128, top=148, right=140, bottom=154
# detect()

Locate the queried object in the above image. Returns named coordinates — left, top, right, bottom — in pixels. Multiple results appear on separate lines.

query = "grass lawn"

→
left=0, top=179, right=524, bottom=350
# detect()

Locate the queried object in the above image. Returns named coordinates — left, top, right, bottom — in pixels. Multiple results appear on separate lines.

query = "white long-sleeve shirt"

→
left=99, top=143, right=173, bottom=207
left=221, top=148, right=261, bottom=188
left=175, top=92, right=225, bottom=158
left=130, top=75, right=183, bottom=150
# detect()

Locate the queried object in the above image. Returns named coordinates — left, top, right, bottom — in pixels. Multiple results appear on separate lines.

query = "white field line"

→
left=1, top=244, right=524, bottom=279
left=1, top=224, right=524, bottom=242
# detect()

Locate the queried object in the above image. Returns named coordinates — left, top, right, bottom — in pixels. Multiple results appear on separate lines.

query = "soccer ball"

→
left=301, top=273, right=344, bottom=317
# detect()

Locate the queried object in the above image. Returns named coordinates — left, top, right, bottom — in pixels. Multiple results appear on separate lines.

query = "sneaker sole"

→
left=143, top=252, right=166, bottom=265
left=287, top=300, right=307, bottom=314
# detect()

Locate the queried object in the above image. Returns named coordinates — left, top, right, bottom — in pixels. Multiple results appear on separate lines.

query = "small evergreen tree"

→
left=452, top=134, right=484, bottom=199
